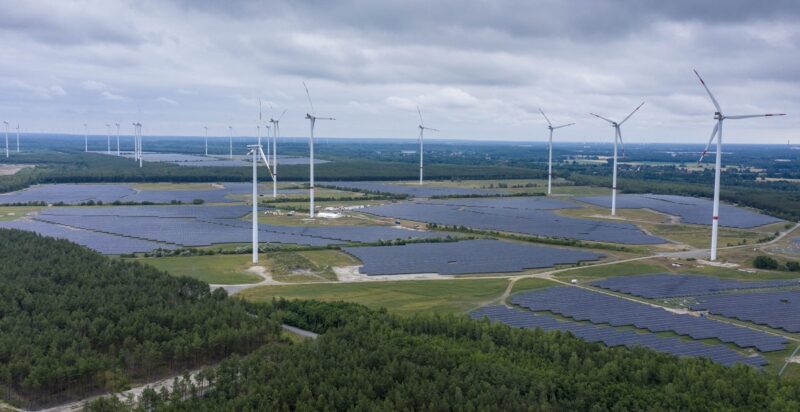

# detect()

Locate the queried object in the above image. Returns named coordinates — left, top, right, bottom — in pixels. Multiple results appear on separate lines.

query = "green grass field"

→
left=267, top=249, right=360, bottom=282
left=239, top=278, right=514, bottom=314
left=0, top=206, right=44, bottom=221
left=136, top=254, right=263, bottom=284
left=554, top=260, right=668, bottom=280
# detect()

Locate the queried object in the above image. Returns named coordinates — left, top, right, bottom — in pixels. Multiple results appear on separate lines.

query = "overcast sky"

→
left=1, top=0, right=798, bottom=143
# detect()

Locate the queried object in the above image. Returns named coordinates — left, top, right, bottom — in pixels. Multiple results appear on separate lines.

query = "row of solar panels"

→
left=344, top=239, right=604, bottom=276
left=0, top=183, right=307, bottom=205
left=471, top=305, right=767, bottom=368
left=362, top=200, right=665, bottom=244
left=510, top=287, right=787, bottom=352
left=321, top=181, right=506, bottom=197
left=591, top=273, right=799, bottom=299
left=576, top=194, right=781, bottom=228
left=690, top=291, right=800, bottom=333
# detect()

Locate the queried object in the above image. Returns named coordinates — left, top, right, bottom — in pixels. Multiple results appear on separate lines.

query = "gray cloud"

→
left=0, top=0, right=797, bottom=142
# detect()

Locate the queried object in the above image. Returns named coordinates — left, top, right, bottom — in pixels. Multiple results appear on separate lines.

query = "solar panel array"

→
left=591, top=273, right=800, bottom=299
left=9, top=205, right=445, bottom=253
left=690, top=291, right=800, bottom=333
left=470, top=305, right=767, bottom=367
left=510, top=287, right=787, bottom=352
left=0, top=220, right=174, bottom=254
left=362, top=200, right=665, bottom=244
left=321, top=181, right=507, bottom=197
left=576, top=194, right=781, bottom=228
left=344, top=239, right=603, bottom=275
left=0, top=183, right=306, bottom=205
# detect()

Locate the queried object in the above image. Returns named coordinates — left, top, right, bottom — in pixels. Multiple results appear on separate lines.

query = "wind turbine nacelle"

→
left=714, top=112, right=722, bottom=119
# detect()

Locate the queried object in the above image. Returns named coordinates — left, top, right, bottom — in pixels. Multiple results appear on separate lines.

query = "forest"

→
left=0, top=229, right=280, bottom=409
left=88, top=300, right=800, bottom=411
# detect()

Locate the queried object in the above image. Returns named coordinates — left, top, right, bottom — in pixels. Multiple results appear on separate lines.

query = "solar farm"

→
left=1, top=178, right=797, bottom=372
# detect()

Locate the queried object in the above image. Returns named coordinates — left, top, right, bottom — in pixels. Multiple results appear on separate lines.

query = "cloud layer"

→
left=0, top=0, right=797, bottom=143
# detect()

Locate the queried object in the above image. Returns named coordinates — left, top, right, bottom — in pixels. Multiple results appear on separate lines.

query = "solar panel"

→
left=690, top=291, right=800, bottom=333
left=344, top=239, right=603, bottom=275
left=471, top=305, right=767, bottom=368
left=509, top=287, right=788, bottom=352
left=361, top=200, right=665, bottom=244
left=576, top=194, right=781, bottom=228
left=320, top=181, right=507, bottom=197
left=591, top=273, right=799, bottom=299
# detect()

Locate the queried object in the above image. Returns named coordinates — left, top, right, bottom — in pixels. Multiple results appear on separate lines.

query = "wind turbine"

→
left=693, top=70, right=786, bottom=261
left=416, top=106, right=439, bottom=185
left=204, top=126, right=208, bottom=156
left=105, top=124, right=111, bottom=154
left=590, top=102, right=645, bottom=216
left=303, top=82, right=334, bottom=218
left=269, top=109, right=286, bottom=198
left=247, top=143, right=276, bottom=264
left=132, top=122, right=143, bottom=167
left=83, top=123, right=88, bottom=152
left=115, top=123, right=120, bottom=156
left=2, top=121, right=8, bottom=158
left=539, top=109, right=575, bottom=195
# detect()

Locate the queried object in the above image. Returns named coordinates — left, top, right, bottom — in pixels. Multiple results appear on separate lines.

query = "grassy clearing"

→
left=554, top=260, right=669, bottom=280
left=239, top=278, right=511, bottom=314
left=0, top=206, right=44, bottom=221
left=267, top=249, right=359, bottom=282
left=510, top=278, right=557, bottom=294
left=136, top=254, right=263, bottom=284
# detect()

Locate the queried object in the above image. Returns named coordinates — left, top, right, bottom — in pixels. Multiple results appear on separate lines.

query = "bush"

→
left=753, top=255, right=779, bottom=270
left=785, top=261, right=800, bottom=272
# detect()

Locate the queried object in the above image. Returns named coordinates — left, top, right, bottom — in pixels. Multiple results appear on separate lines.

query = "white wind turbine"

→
left=269, top=109, right=286, bottom=198
left=3, top=121, right=8, bottom=158
left=247, top=143, right=276, bottom=264
left=303, top=82, right=334, bottom=218
left=106, top=124, right=111, bottom=154
left=539, top=109, right=575, bottom=195
left=590, top=102, right=644, bottom=216
left=115, top=123, right=120, bottom=156
left=416, top=106, right=439, bottom=185
left=204, top=126, right=208, bottom=156
left=83, top=123, right=88, bottom=152
left=693, top=70, right=786, bottom=261
left=132, top=122, right=142, bottom=167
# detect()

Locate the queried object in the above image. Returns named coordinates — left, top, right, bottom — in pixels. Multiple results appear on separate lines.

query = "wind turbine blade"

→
left=417, top=105, right=424, bottom=126
left=553, top=122, right=575, bottom=129
left=539, top=109, right=552, bottom=127
left=726, top=113, right=786, bottom=119
left=618, top=102, right=645, bottom=126
left=425, top=127, right=440, bottom=132
left=693, top=69, right=722, bottom=113
left=258, top=98, right=262, bottom=122
left=278, top=109, right=287, bottom=122
left=698, top=122, right=720, bottom=163
left=303, top=82, right=315, bottom=115
left=589, top=113, right=615, bottom=124
left=617, top=127, right=626, bottom=157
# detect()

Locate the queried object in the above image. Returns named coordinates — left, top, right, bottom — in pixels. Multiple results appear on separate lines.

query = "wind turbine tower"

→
left=248, top=143, right=276, bottom=264
left=115, top=123, right=120, bottom=156
left=228, top=125, right=233, bottom=159
left=590, top=102, right=645, bottom=216
left=416, top=106, right=439, bottom=185
left=303, top=82, right=334, bottom=218
left=269, top=109, right=286, bottom=198
left=693, top=70, right=785, bottom=261
left=539, top=109, right=575, bottom=195
left=106, top=124, right=111, bottom=154
left=204, top=126, right=208, bottom=156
